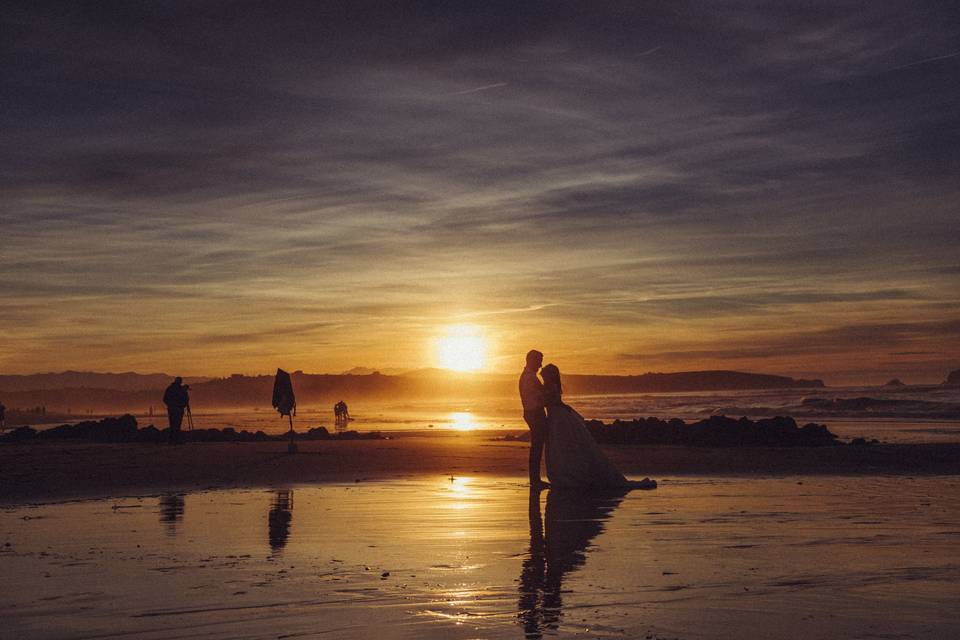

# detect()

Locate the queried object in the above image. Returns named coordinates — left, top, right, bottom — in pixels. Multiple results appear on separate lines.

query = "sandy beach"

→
left=3, top=433, right=960, bottom=505
left=4, top=475, right=960, bottom=639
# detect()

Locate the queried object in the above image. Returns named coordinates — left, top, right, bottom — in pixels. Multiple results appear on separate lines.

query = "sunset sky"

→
left=3, top=2, right=959, bottom=384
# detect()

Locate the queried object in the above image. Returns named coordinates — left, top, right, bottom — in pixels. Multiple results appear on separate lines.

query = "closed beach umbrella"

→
left=272, top=368, right=296, bottom=419
left=272, top=368, right=298, bottom=453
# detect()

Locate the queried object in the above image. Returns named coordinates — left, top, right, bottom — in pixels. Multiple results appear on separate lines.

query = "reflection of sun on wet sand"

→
left=3, top=477, right=959, bottom=640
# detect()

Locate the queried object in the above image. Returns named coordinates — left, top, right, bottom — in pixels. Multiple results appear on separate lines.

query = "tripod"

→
left=185, top=404, right=194, bottom=431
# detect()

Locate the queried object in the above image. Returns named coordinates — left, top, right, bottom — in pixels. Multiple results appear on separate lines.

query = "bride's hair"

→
left=541, top=363, right=561, bottom=395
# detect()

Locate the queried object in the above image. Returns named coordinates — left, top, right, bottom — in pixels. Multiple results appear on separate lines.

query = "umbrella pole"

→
left=287, top=413, right=297, bottom=454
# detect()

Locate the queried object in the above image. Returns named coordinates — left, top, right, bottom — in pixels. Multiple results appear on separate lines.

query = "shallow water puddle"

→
left=2, top=476, right=959, bottom=639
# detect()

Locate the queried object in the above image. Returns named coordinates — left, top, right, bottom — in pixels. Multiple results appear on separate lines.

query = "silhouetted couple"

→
left=162, top=377, right=190, bottom=444
left=520, top=350, right=655, bottom=490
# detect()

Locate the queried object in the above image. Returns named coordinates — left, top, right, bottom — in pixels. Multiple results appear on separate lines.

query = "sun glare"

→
left=436, top=326, right=488, bottom=372
left=449, top=411, right=479, bottom=431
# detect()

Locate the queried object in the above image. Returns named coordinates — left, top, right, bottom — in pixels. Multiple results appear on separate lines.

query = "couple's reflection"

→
left=518, top=488, right=626, bottom=639
left=268, top=489, right=294, bottom=553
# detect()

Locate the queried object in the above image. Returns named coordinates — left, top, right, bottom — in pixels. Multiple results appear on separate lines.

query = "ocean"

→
left=146, top=384, right=960, bottom=443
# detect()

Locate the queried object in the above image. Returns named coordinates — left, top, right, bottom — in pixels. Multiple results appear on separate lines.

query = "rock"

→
left=1, top=426, right=37, bottom=442
left=135, top=425, right=164, bottom=443
left=945, top=369, right=960, bottom=386
left=34, top=415, right=138, bottom=442
left=883, top=378, right=905, bottom=387
left=586, top=415, right=838, bottom=447
left=302, top=426, right=330, bottom=440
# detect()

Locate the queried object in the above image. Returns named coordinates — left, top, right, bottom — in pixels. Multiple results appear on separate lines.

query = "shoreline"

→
left=2, top=434, right=959, bottom=507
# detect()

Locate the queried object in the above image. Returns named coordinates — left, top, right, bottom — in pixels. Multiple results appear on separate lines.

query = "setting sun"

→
left=449, top=411, right=480, bottom=431
left=436, top=326, right=488, bottom=371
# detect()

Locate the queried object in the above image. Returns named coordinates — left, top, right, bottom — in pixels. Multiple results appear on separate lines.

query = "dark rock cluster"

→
left=584, top=415, right=838, bottom=447
left=946, top=369, right=960, bottom=386
left=0, top=415, right=382, bottom=444
left=497, top=415, right=840, bottom=447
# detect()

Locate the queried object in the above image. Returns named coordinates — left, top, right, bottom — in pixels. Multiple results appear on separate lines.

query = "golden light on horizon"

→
left=449, top=411, right=479, bottom=431
left=436, top=325, right=488, bottom=372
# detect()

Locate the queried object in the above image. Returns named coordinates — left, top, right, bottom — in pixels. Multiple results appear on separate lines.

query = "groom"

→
left=519, top=349, right=549, bottom=488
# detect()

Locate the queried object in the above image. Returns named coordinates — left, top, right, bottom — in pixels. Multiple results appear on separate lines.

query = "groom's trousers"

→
left=523, top=409, right=548, bottom=482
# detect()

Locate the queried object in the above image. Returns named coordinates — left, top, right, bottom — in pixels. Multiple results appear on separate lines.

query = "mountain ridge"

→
left=0, top=369, right=824, bottom=413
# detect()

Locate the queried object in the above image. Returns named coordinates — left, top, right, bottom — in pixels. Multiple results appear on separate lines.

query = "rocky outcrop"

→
left=35, top=414, right=139, bottom=442
left=945, top=370, right=960, bottom=386
left=884, top=378, right=905, bottom=387
left=0, top=416, right=381, bottom=444
left=584, top=415, right=838, bottom=447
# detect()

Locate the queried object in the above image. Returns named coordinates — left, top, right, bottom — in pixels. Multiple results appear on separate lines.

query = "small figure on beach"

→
left=334, top=400, right=350, bottom=432
left=521, top=352, right=655, bottom=491
left=0, top=400, right=6, bottom=431
left=519, top=350, right=549, bottom=488
left=162, top=378, right=190, bottom=444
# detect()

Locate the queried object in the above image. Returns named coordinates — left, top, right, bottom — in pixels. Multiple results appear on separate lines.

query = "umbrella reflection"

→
left=518, top=488, right=626, bottom=638
left=268, top=490, right=294, bottom=553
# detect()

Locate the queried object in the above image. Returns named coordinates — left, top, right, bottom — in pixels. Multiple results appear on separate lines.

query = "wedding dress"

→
left=543, top=375, right=655, bottom=490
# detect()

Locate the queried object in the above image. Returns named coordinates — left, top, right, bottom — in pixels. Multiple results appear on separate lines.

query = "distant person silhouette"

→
left=334, top=400, right=350, bottom=431
left=0, top=400, right=6, bottom=430
left=162, top=377, right=190, bottom=444
left=519, top=350, right=549, bottom=488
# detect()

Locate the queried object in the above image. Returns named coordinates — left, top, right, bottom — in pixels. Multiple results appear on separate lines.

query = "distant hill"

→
left=0, top=369, right=824, bottom=413
left=340, top=366, right=409, bottom=376
left=563, top=370, right=824, bottom=394
left=0, top=371, right=210, bottom=392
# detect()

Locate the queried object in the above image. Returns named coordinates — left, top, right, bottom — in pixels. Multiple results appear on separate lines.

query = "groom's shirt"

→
left=519, top=369, right=545, bottom=414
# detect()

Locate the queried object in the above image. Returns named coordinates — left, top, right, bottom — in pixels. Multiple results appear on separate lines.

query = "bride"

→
left=541, top=364, right=656, bottom=490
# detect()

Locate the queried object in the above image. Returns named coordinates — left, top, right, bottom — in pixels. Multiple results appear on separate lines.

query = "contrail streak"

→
left=447, top=82, right=508, bottom=96
left=889, top=50, right=960, bottom=71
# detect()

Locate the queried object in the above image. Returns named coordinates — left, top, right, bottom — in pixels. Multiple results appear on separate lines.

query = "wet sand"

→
left=3, top=476, right=959, bottom=639
left=2, top=433, right=960, bottom=505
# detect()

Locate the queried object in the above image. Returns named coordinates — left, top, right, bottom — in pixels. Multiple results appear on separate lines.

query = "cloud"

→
left=623, top=320, right=960, bottom=361
left=1, top=2, right=958, bottom=379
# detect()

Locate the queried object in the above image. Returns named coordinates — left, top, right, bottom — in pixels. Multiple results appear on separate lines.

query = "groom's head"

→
left=525, top=350, right=544, bottom=371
